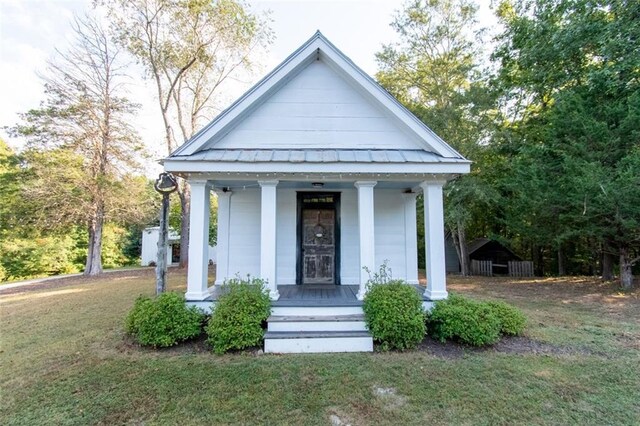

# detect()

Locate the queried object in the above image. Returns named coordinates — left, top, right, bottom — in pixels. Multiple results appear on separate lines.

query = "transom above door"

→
left=296, top=192, right=340, bottom=285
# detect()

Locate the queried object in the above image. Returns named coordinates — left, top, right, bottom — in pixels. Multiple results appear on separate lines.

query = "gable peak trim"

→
left=169, top=31, right=465, bottom=160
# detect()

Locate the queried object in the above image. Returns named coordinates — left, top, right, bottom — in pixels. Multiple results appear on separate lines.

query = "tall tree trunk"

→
left=84, top=207, right=104, bottom=276
left=178, top=181, right=191, bottom=269
left=619, top=247, right=634, bottom=290
left=457, top=224, right=470, bottom=276
left=450, top=224, right=469, bottom=276
left=601, top=248, right=615, bottom=281
left=557, top=244, right=565, bottom=276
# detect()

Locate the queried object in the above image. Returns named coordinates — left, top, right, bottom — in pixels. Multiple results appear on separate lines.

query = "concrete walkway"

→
left=0, top=267, right=153, bottom=291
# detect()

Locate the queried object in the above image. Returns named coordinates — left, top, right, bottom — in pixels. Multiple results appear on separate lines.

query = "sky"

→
left=0, top=0, right=497, bottom=174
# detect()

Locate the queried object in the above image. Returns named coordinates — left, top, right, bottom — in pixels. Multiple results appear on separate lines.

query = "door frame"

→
left=296, top=192, right=341, bottom=285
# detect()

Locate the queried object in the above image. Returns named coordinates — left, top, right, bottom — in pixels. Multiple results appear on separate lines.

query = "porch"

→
left=183, top=176, right=451, bottom=304
left=203, top=283, right=432, bottom=308
left=199, top=282, right=431, bottom=353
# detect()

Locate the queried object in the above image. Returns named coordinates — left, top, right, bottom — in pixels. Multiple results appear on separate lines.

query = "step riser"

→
left=268, top=321, right=367, bottom=332
left=271, top=306, right=363, bottom=316
left=265, top=337, right=373, bottom=353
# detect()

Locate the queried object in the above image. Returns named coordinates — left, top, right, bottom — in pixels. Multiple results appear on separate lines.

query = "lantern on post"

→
left=154, top=172, right=178, bottom=295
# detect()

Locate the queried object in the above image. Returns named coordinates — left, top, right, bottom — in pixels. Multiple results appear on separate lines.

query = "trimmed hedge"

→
left=125, top=292, right=205, bottom=348
left=427, top=294, right=501, bottom=346
left=363, top=280, right=426, bottom=350
left=486, top=300, right=527, bottom=336
left=426, top=294, right=527, bottom=346
left=206, top=277, right=271, bottom=354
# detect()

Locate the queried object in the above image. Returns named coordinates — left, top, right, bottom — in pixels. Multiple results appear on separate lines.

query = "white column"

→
left=213, top=189, right=232, bottom=285
left=355, top=181, right=377, bottom=300
left=259, top=180, right=279, bottom=300
left=402, top=192, right=419, bottom=285
left=420, top=181, right=448, bottom=300
left=185, top=179, right=211, bottom=300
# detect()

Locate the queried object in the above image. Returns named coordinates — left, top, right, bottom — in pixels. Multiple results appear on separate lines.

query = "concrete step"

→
left=264, top=331, right=373, bottom=353
left=267, top=314, right=367, bottom=332
left=271, top=305, right=363, bottom=316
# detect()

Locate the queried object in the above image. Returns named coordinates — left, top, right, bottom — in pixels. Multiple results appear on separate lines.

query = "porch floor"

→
left=205, top=284, right=428, bottom=306
left=275, top=285, right=361, bottom=306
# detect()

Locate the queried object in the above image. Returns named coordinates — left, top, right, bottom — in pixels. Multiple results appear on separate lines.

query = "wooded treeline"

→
left=379, top=0, right=639, bottom=288
left=1, top=0, right=266, bottom=281
left=1, top=0, right=637, bottom=287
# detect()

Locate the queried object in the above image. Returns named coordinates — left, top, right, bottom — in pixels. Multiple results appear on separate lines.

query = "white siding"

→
left=374, top=190, right=407, bottom=279
left=224, top=186, right=414, bottom=285
left=276, top=189, right=297, bottom=284
left=340, top=189, right=360, bottom=284
left=227, top=189, right=261, bottom=278
left=209, top=61, right=423, bottom=150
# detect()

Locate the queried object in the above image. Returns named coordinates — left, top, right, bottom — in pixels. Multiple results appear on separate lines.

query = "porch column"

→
left=420, top=181, right=448, bottom=300
left=402, top=192, right=419, bottom=284
left=213, top=189, right=232, bottom=285
left=355, top=181, right=377, bottom=300
left=259, top=180, right=279, bottom=300
left=185, top=179, right=211, bottom=300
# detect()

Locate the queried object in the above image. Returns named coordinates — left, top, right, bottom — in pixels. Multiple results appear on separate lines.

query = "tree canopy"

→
left=376, top=0, right=639, bottom=286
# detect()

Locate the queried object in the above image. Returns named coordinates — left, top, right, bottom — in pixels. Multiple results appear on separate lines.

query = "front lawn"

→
left=1, top=270, right=639, bottom=425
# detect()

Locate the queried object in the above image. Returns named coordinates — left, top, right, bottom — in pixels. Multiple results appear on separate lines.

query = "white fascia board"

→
left=163, top=160, right=471, bottom=175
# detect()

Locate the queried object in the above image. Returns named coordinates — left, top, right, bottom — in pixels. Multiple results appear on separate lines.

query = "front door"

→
left=297, top=193, right=340, bottom=285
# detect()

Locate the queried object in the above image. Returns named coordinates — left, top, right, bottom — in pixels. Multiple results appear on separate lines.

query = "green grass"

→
left=1, top=271, right=639, bottom=425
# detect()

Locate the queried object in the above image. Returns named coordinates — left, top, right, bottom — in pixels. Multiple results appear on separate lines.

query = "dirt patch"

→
left=614, top=332, right=640, bottom=350
left=372, top=386, right=406, bottom=410
left=327, top=409, right=354, bottom=426
left=417, top=336, right=468, bottom=359
left=116, top=334, right=211, bottom=356
left=417, top=335, right=590, bottom=359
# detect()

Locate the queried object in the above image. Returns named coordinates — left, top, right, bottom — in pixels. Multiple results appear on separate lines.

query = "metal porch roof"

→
left=168, top=149, right=469, bottom=164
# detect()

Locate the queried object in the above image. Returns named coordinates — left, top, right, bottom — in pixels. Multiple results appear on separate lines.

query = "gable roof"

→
left=467, top=238, right=522, bottom=260
left=169, top=31, right=466, bottom=161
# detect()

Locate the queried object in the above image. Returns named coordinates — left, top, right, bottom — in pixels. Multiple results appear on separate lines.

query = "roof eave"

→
left=163, top=159, right=471, bottom=175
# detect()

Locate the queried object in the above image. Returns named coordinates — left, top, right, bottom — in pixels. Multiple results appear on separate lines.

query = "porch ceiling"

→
left=209, top=179, right=424, bottom=190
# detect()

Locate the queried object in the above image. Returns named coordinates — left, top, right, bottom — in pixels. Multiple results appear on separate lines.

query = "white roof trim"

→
left=163, top=159, right=471, bottom=175
left=170, top=31, right=466, bottom=159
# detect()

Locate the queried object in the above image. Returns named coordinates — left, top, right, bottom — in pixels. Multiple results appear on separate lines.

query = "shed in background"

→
left=446, top=236, right=523, bottom=276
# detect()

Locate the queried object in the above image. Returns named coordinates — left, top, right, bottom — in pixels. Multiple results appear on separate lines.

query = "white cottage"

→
left=163, top=32, right=470, bottom=353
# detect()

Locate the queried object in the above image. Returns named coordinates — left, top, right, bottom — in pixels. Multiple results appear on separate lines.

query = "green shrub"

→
left=427, top=294, right=501, bottom=346
left=205, top=276, right=271, bottom=354
left=486, top=300, right=526, bottom=336
left=125, top=292, right=205, bottom=348
left=363, top=280, right=426, bottom=351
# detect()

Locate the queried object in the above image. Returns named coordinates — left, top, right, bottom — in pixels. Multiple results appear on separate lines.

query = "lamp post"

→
left=154, top=172, right=178, bottom=295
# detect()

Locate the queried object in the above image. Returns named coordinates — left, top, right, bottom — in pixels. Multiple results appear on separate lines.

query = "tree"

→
left=376, top=0, right=497, bottom=275
left=105, top=0, right=272, bottom=269
left=0, top=138, right=21, bottom=237
left=493, top=0, right=640, bottom=287
left=11, top=15, right=152, bottom=276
